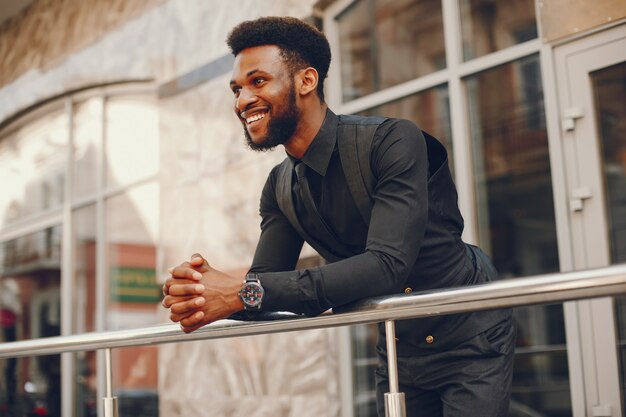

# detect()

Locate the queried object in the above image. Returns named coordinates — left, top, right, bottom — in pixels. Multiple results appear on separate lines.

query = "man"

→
left=162, top=16, right=515, bottom=417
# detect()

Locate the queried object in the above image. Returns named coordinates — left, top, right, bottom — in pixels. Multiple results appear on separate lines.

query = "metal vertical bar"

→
left=384, top=320, right=406, bottom=417
left=61, top=95, right=75, bottom=417
left=96, top=95, right=107, bottom=417
left=102, top=348, right=118, bottom=417
left=105, top=348, right=112, bottom=398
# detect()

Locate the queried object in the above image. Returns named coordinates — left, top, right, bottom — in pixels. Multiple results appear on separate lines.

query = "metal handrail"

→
left=1, top=263, right=626, bottom=358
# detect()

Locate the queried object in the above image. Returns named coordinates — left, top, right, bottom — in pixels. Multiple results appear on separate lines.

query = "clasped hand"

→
left=162, top=254, right=244, bottom=333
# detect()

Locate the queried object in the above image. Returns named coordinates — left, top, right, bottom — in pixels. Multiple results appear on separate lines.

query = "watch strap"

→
left=245, top=273, right=260, bottom=283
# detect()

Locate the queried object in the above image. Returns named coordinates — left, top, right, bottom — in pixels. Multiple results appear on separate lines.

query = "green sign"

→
left=110, top=267, right=161, bottom=303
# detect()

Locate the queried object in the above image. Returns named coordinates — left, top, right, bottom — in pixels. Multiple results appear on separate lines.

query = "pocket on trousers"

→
left=477, top=318, right=515, bottom=356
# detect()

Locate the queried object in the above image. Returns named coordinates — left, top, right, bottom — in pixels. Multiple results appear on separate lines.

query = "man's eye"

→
left=253, top=78, right=266, bottom=86
left=232, top=87, right=241, bottom=96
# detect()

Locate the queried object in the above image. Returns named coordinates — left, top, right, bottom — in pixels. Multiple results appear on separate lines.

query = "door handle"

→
left=570, top=187, right=592, bottom=212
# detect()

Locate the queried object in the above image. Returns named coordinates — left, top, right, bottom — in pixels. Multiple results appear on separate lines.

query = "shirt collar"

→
left=288, top=108, right=338, bottom=177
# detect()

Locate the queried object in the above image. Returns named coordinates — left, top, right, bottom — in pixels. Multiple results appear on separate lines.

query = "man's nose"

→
left=235, top=88, right=258, bottom=113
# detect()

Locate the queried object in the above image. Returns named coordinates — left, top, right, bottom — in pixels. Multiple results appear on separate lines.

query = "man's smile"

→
left=240, top=108, right=269, bottom=125
left=245, top=111, right=267, bottom=125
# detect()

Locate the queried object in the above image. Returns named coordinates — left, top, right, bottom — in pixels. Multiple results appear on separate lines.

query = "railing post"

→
left=384, top=320, right=406, bottom=417
left=102, top=348, right=118, bottom=417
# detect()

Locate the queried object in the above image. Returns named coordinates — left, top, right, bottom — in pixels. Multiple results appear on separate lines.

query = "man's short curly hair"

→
left=226, top=16, right=331, bottom=102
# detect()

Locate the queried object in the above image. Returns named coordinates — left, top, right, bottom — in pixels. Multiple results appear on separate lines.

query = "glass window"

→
left=336, top=0, right=446, bottom=102
left=460, top=0, right=538, bottom=61
left=72, top=205, right=97, bottom=417
left=0, top=86, right=158, bottom=417
left=113, top=346, right=159, bottom=416
left=360, top=84, right=454, bottom=176
left=73, top=98, right=102, bottom=200
left=73, top=204, right=97, bottom=334
left=106, top=182, right=160, bottom=329
left=592, top=62, right=626, bottom=265
left=351, top=324, right=378, bottom=417
left=105, top=183, right=160, bottom=415
left=467, top=54, right=554, bottom=275
left=0, top=106, right=67, bottom=228
left=465, top=55, right=568, bottom=415
left=105, top=95, right=158, bottom=188
left=0, top=226, right=62, bottom=417
left=590, top=61, right=626, bottom=411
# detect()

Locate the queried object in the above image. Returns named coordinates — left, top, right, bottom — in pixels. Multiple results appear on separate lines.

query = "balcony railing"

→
left=2, top=264, right=626, bottom=416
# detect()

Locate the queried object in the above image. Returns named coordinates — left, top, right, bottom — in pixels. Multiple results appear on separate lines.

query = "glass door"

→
left=555, top=24, right=626, bottom=417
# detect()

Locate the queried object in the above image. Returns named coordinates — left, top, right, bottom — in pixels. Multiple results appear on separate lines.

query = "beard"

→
left=243, top=84, right=300, bottom=152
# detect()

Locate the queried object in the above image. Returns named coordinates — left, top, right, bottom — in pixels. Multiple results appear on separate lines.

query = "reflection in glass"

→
left=106, top=182, right=159, bottom=328
left=336, top=0, right=445, bottom=102
left=113, top=347, right=159, bottom=416
left=591, top=62, right=626, bottom=410
left=351, top=324, right=378, bottom=417
left=73, top=205, right=98, bottom=417
left=466, top=55, right=568, bottom=415
left=105, top=95, right=158, bottom=188
left=361, top=84, right=454, bottom=177
left=0, top=226, right=62, bottom=417
left=0, top=105, right=67, bottom=228
left=73, top=98, right=102, bottom=200
left=460, top=0, right=537, bottom=61
left=105, top=183, right=160, bottom=415
left=511, top=345, right=570, bottom=414
left=592, top=62, right=626, bottom=264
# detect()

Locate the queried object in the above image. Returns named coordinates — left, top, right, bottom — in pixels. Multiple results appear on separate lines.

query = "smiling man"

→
left=162, top=16, right=515, bottom=417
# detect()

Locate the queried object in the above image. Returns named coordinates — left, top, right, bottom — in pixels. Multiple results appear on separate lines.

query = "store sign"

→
left=110, top=267, right=161, bottom=303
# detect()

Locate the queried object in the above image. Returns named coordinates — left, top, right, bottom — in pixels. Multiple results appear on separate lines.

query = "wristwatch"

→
left=238, top=273, right=265, bottom=310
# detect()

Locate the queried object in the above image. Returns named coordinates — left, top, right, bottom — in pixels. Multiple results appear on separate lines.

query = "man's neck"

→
left=284, top=103, right=328, bottom=159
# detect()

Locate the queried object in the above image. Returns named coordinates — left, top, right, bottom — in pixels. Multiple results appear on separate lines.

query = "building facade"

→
left=0, top=0, right=625, bottom=416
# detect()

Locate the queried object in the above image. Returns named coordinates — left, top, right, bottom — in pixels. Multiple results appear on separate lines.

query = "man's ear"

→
left=296, top=67, right=319, bottom=97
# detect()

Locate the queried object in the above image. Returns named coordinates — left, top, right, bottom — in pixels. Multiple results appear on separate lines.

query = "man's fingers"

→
left=169, top=265, right=203, bottom=281
left=168, top=283, right=205, bottom=297
left=162, top=276, right=197, bottom=297
left=179, top=311, right=206, bottom=330
left=169, top=297, right=206, bottom=315
left=190, top=253, right=208, bottom=267
left=162, top=294, right=196, bottom=308
left=170, top=310, right=201, bottom=323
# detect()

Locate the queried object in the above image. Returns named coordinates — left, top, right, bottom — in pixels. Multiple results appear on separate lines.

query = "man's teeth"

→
left=246, top=113, right=266, bottom=124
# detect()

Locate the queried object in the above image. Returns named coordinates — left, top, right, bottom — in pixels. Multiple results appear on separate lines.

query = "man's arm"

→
left=256, top=119, right=428, bottom=315
left=248, top=166, right=306, bottom=274
left=162, top=167, right=305, bottom=331
left=165, top=120, right=428, bottom=322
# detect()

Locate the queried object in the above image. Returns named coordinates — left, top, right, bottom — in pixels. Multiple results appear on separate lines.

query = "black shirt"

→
left=249, top=110, right=509, bottom=351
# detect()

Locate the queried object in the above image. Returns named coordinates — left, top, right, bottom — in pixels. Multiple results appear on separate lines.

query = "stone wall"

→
left=0, top=0, right=164, bottom=90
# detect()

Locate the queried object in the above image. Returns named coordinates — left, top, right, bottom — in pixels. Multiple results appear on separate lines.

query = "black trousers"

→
left=376, top=317, right=515, bottom=417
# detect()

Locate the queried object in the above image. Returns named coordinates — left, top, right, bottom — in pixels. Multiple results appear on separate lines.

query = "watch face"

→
left=240, top=282, right=264, bottom=307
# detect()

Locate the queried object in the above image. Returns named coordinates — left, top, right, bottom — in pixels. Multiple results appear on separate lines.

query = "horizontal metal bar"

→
left=1, top=264, right=626, bottom=359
